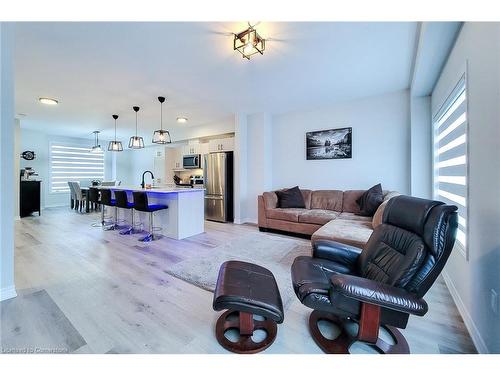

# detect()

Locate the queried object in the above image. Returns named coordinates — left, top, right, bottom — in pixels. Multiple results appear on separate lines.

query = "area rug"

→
left=164, top=232, right=312, bottom=308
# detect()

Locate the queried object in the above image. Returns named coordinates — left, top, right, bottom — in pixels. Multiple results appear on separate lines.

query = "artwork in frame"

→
left=306, top=127, right=352, bottom=160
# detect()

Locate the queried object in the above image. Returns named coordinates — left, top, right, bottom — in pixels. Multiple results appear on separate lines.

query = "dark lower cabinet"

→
left=20, top=180, right=41, bottom=217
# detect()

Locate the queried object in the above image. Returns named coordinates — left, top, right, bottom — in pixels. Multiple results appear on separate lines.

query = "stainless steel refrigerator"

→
left=203, top=152, right=233, bottom=222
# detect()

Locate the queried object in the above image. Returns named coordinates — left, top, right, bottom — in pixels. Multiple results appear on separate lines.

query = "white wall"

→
left=244, top=113, right=273, bottom=223
left=0, top=22, right=17, bottom=301
left=432, top=22, right=500, bottom=353
left=271, top=90, right=411, bottom=193
left=20, top=128, right=113, bottom=208
left=410, top=96, right=432, bottom=198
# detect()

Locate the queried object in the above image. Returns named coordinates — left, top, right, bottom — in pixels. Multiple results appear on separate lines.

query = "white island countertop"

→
left=98, top=185, right=205, bottom=194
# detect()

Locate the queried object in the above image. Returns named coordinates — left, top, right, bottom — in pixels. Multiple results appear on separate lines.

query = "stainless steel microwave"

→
left=183, top=154, right=201, bottom=169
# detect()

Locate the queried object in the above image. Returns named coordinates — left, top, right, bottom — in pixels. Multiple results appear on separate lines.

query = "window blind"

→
left=433, top=75, right=468, bottom=249
left=50, top=144, right=105, bottom=193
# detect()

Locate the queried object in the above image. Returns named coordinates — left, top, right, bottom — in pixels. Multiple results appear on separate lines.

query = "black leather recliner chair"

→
left=291, top=195, right=458, bottom=354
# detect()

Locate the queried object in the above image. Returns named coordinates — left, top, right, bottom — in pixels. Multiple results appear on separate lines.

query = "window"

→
left=433, top=75, right=468, bottom=255
left=49, top=143, right=105, bottom=193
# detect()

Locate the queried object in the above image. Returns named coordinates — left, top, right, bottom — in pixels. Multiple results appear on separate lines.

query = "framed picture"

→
left=306, top=127, right=352, bottom=160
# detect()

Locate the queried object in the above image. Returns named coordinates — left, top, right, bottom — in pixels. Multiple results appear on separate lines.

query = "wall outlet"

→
left=490, top=289, right=498, bottom=315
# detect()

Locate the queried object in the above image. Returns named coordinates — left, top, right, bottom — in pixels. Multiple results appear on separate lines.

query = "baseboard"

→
left=0, top=285, right=17, bottom=301
left=14, top=215, right=21, bottom=221
left=442, top=270, right=489, bottom=353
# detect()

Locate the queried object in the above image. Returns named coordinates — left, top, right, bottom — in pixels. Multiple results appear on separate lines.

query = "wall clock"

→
left=21, top=150, right=36, bottom=160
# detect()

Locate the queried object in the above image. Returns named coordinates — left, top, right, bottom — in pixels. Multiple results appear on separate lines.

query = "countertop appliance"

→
left=190, top=175, right=204, bottom=185
left=204, top=152, right=233, bottom=222
left=183, top=154, right=201, bottom=169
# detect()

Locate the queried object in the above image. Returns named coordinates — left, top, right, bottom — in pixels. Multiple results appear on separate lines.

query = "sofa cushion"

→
left=311, top=219, right=373, bottom=248
left=299, top=209, right=340, bottom=225
left=342, top=190, right=365, bottom=214
left=356, top=183, right=384, bottom=216
left=310, top=190, right=343, bottom=211
left=263, top=191, right=278, bottom=209
left=266, top=208, right=308, bottom=222
left=372, top=191, right=402, bottom=228
left=301, top=189, right=312, bottom=209
left=276, top=186, right=306, bottom=208
left=338, top=212, right=372, bottom=222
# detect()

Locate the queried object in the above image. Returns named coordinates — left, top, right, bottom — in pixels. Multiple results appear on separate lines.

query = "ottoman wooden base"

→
left=215, top=310, right=278, bottom=354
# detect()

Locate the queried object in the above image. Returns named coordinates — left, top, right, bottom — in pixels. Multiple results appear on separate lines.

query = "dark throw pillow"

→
left=356, top=183, right=384, bottom=216
left=276, top=186, right=306, bottom=209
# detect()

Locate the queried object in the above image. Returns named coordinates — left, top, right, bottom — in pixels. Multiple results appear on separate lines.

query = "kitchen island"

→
left=100, top=185, right=205, bottom=240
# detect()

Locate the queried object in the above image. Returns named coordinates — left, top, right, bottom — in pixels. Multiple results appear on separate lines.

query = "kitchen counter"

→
left=100, top=185, right=205, bottom=240
left=99, top=185, right=205, bottom=194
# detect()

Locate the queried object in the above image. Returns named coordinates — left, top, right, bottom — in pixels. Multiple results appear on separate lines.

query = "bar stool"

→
left=132, top=191, right=168, bottom=242
left=89, top=187, right=104, bottom=227
left=114, top=190, right=141, bottom=235
left=100, top=189, right=118, bottom=230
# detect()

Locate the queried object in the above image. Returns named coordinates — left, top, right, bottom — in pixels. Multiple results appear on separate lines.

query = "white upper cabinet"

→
left=208, top=137, right=234, bottom=153
left=182, top=143, right=209, bottom=155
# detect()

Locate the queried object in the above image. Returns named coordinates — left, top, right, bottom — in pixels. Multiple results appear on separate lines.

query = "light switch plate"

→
left=490, top=289, right=498, bottom=314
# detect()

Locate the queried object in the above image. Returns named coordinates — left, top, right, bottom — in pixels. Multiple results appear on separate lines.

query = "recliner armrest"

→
left=330, top=274, right=428, bottom=316
left=313, top=240, right=362, bottom=268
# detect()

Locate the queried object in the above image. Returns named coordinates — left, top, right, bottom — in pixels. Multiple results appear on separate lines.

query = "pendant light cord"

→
left=160, top=102, right=163, bottom=131
left=114, top=118, right=117, bottom=141
left=135, top=112, right=138, bottom=136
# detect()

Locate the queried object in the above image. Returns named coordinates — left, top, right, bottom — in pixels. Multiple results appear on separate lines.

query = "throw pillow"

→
left=356, top=183, right=384, bottom=216
left=276, top=186, right=306, bottom=209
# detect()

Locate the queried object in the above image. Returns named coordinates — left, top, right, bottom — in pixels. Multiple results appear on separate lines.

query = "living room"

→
left=1, top=0, right=499, bottom=372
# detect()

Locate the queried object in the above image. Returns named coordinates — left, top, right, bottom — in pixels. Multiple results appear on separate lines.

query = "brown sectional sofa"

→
left=257, top=189, right=400, bottom=248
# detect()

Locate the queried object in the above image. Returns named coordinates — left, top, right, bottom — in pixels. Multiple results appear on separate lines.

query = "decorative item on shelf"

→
left=129, top=106, right=145, bottom=149
left=108, top=114, right=123, bottom=151
left=20, top=150, right=36, bottom=160
left=152, top=96, right=172, bottom=144
left=91, top=131, right=103, bottom=153
left=234, top=22, right=266, bottom=60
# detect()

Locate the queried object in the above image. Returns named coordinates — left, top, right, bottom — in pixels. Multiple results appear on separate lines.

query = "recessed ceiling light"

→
left=177, top=117, right=188, bottom=123
left=39, top=97, right=58, bottom=105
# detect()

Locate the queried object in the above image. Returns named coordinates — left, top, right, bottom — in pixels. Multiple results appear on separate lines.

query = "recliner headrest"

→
left=383, top=195, right=444, bottom=237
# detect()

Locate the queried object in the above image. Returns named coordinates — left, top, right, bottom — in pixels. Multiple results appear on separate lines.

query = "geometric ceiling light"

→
left=91, top=131, right=103, bottom=153
left=108, top=114, right=123, bottom=151
left=128, top=106, right=145, bottom=149
left=234, top=22, right=265, bottom=60
left=152, top=96, right=172, bottom=144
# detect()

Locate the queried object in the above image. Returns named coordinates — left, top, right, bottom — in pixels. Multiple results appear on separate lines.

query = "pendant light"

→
left=108, top=114, right=123, bottom=151
left=91, top=131, right=103, bottom=153
left=152, top=96, right=172, bottom=144
left=128, top=106, right=145, bottom=149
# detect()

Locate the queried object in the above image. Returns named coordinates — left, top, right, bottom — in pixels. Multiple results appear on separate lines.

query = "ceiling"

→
left=14, top=22, right=418, bottom=140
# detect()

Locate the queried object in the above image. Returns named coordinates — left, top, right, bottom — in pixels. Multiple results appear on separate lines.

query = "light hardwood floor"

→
left=1, top=207, right=477, bottom=354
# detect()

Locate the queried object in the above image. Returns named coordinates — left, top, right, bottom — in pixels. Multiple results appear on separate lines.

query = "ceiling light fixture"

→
left=39, top=97, right=59, bottom=105
left=152, top=96, right=172, bottom=144
left=128, top=106, right=145, bottom=149
left=234, top=23, right=265, bottom=60
left=176, top=117, right=188, bottom=123
left=108, top=115, right=123, bottom=152
left=91, top=131, right=103, bottom=153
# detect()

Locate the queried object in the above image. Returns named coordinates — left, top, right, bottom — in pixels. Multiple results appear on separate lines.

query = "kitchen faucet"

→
left=141, top=170, right=155, bottom=189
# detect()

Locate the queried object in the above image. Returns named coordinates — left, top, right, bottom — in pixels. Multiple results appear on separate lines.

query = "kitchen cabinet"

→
left=208, top=137, right=234, bottom=153
left=166, top=147, right=184, bottom=183
left=183, top=143, right=209, bottom=156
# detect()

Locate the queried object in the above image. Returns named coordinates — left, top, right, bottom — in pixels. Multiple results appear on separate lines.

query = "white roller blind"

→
left=433, top=75, right=468, bottom=250
left=50, top=143, right=105, bottom=193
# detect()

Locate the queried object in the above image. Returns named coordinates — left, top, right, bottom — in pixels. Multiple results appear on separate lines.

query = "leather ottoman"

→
left=213, top=260, right=284, bottom=353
